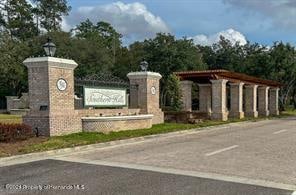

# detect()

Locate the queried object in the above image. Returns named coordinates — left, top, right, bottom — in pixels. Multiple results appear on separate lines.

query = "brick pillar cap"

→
left=23, top=57, right=78, bottom=69
left=127, top=71, right=162, bottom=79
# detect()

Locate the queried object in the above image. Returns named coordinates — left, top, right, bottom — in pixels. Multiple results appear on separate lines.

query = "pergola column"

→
left=269, top=88, right=280, bottom=115
left=229, top=82, right=244, bottom=119
left=244, top=85, right=258, bottom=118
left=198, top=84, right=212, bottom=116
left=258, top=86, right=270, bottom=117
left=210, top=79, right=228, bottom=121
left=180, top=80, right=193, bottom=112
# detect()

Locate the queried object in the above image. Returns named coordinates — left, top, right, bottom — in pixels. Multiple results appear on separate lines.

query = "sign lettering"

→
left=84, top=87, right=127, bottom=107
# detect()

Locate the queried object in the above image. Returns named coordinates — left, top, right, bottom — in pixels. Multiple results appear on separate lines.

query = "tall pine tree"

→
left=33, top=0, right=71, bottom=32
left=0, top=0, right=37, bottom=40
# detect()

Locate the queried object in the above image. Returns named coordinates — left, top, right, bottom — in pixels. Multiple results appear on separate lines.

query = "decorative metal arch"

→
left=75, top=73, right=130, bottom=88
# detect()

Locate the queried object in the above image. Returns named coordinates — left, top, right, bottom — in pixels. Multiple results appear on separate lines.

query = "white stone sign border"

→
left=83, top=86, right=127, bottom=107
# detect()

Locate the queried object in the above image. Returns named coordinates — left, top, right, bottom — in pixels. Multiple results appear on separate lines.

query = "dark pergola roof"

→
left=174, top=69, right=282, bottom=87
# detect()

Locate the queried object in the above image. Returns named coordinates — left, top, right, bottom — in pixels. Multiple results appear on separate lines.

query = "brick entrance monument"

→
left=23, top=56, right=164, bottom=136
left=23, top=57, right=80, bottom=136
left=127, top=72, right=164, bottom=124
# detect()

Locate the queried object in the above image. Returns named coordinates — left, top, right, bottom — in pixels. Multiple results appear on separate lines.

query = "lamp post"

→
left=43, top=37, right=56, bottom=57
left=140, top=60, right=148, bottom=72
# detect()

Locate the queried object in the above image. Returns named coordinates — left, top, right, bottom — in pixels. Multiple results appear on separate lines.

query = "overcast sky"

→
left=64, top=0, right=296, bottom=46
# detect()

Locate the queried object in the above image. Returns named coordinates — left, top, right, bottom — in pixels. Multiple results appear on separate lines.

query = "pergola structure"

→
left=175, top=69, right=282, bottom=121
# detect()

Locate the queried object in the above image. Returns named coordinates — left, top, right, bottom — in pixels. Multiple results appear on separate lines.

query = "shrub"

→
left=163, top=74, right=183, bottom=111
left=0, top=123, right=34, bottom=142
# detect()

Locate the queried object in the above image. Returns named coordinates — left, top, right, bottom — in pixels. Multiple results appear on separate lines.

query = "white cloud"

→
left=191, top=29, right=247, bottom=46
left=64, top=1, right=170, bottom=42
left=61, top=17, right=72, bottom=32
left=26, top=0, right=33, bottom=6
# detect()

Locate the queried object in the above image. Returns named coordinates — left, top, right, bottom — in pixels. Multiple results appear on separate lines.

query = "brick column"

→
left=258, top=86, right=270, bottom=117
left=23, top=57, right=80, bottom=136
left=229, top=82, right=244, bottom=119
left=198, top=84, right=212, bottom=116
left=180, top=80, right=193, bottom=112
left=127, top=72, right=164, bottom=124
left=244, top=85, right=258, bottom=118
left=210, top=79, right=228, bottom=121
left=269, top=88, right=279, bottom=115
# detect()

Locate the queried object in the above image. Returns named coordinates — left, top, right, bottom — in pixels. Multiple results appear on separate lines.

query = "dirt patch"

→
left=0, top=137, right=48, bottom=157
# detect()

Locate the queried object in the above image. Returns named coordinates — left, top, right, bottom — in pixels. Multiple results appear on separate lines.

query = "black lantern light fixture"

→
left=43, top=37, right=56, bottom=57
left=140, top=59, right=148, bottom=72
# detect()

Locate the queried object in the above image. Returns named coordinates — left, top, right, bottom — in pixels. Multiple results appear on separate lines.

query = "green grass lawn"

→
left=19, top=121, right=229, bottom=154
left=0, top=114, right=22, bottom=124
left=18, top=111, right=296, bottom=154
left=281, top=109, right=296, bottom=116
left=1, top=110, right=296, bottom=157
left=16, top=117, right=273, bottom=154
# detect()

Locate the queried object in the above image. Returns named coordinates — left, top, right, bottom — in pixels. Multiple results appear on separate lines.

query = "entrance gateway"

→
left=21, top=56, right=282, bottom=136
left=22, top=57, right=164, bottom=136
left=175, top=70, right=282, bottom=121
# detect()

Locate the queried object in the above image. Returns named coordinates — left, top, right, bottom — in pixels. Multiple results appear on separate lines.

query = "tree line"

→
left=0, top=0, right=295, bottom=110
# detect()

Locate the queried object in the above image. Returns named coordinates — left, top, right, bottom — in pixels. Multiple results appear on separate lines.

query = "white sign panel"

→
left=84, top=87, right=127, bottom=107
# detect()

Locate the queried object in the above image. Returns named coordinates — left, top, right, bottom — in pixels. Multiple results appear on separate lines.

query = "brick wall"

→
left=23, top=116, right=50, bottom=136
left=76, top=108, right=140, bottom=117
left=82, top=116, right=152, bottom=133
left=6, top=93, right=29, bottom=112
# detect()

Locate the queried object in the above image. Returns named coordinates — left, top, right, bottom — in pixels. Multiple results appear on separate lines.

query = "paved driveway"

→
left=57, top=117, right=296, bottom=186
left=0, top=159, right=292, bottom=195
left=1, top=117, right=296, bottom=194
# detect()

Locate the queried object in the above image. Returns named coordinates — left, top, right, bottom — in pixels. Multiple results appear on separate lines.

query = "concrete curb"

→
left=0, top=117, right=292, bottom=165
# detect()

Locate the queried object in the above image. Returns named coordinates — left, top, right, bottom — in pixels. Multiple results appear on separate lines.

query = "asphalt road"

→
left=61, top=117, right=296, bottom=186
left=0, top=159, right=293, bottom=195
left=1, top=117, right=296, bottom=194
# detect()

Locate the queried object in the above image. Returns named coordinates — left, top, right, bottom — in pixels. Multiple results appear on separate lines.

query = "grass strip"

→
left=0, top=110, right=294, bottom=157
left=19, top=121, right=230, bottom=154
